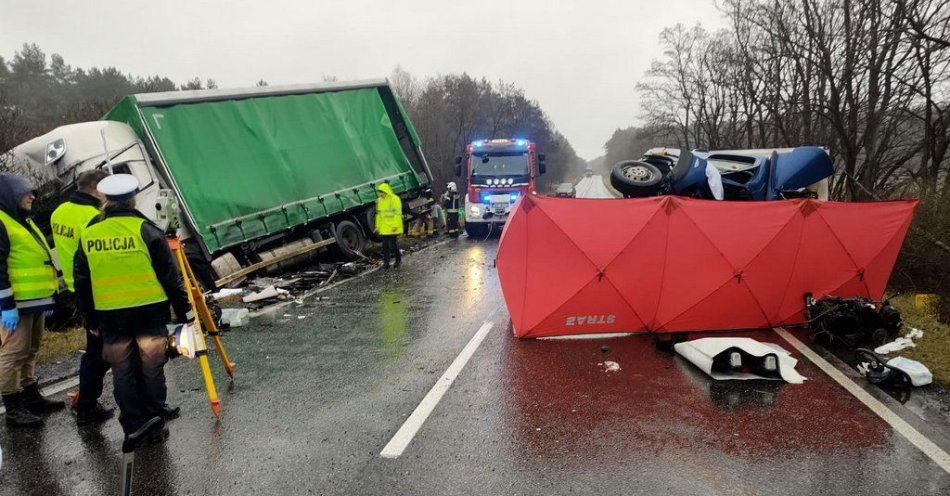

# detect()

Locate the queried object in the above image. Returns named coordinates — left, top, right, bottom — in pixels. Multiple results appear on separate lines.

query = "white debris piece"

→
left=603, top=361, right=621, bottom=373
left=674, top=337, right=807, bottom=384
left=220, top=308, right=250, bottom=328
left=874, top=327, right=925, bottom=355
left=242, top=285, right=290, bottom=303
left=211, top=288, right=243, bottom=300
left=887, top=357, right=933, bottom=386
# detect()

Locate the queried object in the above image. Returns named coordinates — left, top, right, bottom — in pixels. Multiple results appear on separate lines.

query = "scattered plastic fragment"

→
left=874, top=327, right=925, bottom=355
left=220, top=308, right=250, bottom=328
left=211, top=288, right=243, bottom=300
left=243, top=285, right=290, bottom=303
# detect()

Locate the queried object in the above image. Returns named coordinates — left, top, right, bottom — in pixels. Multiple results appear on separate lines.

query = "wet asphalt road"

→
left=1, top=238, right=950, bottom=495
left=574, top=175, right=616, bottom=199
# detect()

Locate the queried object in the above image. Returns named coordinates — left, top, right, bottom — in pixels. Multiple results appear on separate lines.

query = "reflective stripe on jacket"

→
left=81, top=216, right=168, bottom=311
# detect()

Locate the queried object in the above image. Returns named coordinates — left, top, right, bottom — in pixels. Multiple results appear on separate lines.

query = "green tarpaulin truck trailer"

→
left=9, top=80, right=434, bottom=286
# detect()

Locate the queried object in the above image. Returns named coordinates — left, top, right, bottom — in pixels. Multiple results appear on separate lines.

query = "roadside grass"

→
left=890, top=294, right=950, bottom=386
left=38, top=326, right=85, bottom=363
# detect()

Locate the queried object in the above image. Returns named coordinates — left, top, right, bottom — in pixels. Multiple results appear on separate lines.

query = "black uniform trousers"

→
left=101, top=325, right=168, bottom=434
left=76, top=329, right=109, bottom=411
left=381, top=235, right=401, bottom=266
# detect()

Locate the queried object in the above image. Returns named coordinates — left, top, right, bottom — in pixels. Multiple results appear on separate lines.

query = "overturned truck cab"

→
left=9, top=80, right=434, bottom=288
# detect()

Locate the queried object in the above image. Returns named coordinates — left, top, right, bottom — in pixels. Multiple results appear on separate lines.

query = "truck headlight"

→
left=45, top=139, right=66, bottom=165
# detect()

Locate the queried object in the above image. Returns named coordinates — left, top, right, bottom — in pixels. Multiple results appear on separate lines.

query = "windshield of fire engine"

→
left=471, top=151, right=529, bottom=176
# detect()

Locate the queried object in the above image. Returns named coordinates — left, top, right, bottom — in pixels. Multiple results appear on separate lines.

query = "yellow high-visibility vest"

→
left=0, top=210, right=58, bottom=301
left=81, top=216, right=167, bottom=310
left=51, top=201, right=100, bottom=291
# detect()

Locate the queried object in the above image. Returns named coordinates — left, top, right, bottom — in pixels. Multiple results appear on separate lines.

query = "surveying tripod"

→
left=167, top=235, right=235, bottom=418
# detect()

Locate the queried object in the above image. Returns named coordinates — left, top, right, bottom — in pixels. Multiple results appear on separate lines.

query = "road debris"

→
left=856, top=348, right=933, bottom=387
left=874, top=327, right=924, bottom=355
left=243, top=286, right=290, bottom=303
left=674, top=337, right=807, bottom=384
left=220, top=308, right=250, bottom=328
left=602, top=361, right=621, bottom=373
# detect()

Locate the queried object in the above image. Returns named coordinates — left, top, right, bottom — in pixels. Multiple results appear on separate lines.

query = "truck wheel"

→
left=465, top=223, right=488, bottom=238
left=610, top=160, right=664, bottom=197
left=363, top=205, right=382, bottom=242
left=333, top=219, right=366, bottom=260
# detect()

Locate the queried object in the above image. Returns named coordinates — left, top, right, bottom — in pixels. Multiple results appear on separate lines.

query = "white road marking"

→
left=0, top=375, right=82, bottom=415
left=380, top=321, right=494, bottom=459
left=775, top=327, right=950, bottom=474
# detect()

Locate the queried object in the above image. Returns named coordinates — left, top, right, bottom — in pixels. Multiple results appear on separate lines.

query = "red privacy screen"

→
left=496, top=195, right=917, bottom=338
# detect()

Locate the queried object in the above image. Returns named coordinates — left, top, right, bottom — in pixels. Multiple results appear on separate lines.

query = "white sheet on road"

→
left=674, top=337, right=808, bottom=384
left=574, top=175, right=617, bottom=198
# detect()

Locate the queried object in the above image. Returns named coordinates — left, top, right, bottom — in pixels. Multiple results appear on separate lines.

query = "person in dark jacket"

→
left=0, top=172, right=64, bottom=428
left=50, top=169, right=115, bottom=425
left=73, top=174, right=193, bottom=451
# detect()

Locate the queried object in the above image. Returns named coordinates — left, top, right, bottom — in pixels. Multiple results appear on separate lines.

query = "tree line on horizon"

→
left=0, top=43, right=584, bottom=197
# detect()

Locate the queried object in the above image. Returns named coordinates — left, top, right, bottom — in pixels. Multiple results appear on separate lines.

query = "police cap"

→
left=96, top=173, right=139, bottom=201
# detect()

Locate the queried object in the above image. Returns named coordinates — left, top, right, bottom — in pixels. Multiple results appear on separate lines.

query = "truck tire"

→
left=333, top=219, right=366, bottom=260
left=363, top=205, right=382, bottom=242
left=465, top=223, right=488, bottom=238
left=610, top=160, right=664, bottom=197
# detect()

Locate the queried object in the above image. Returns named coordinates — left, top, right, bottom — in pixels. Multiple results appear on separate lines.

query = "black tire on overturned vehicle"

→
left=610, top=160, right=665, bottom=198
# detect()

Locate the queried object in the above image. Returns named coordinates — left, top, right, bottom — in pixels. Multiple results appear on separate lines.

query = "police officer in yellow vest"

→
left=51, top=169, right=116, bottom=426
left=73, top=174, right=192, bottom=451
left=0, top=172, right=64, bottom=428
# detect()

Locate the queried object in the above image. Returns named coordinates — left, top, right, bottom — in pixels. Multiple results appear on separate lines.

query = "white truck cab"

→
left=10, top=121, right=182, bottom=235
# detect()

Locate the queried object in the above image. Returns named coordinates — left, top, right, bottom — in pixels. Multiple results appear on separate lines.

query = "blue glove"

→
left=2, top=308, right=19, bottom=332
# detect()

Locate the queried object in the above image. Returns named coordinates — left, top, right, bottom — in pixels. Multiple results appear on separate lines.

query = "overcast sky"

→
left=0, top=0, right=724, bottom=160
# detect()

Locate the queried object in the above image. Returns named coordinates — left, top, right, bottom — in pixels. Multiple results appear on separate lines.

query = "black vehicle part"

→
left=184, top=239, right=217, bottom=291
left=362, top=205, right=381, bottom=242
left=806, top=295, right=902, bottom=349
left=332, top=219, right=366, bottom=261
left=710, top=347, right=783, bottom=380
left=465, top=222, right=489, bottom=238
left=854, top=348, right=913, bottom=387
left=610, top=160, right=664, bottom=198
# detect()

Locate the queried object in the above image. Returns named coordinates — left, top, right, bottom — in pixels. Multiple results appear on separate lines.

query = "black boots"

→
left=122, top=416, right=166, bottom=453
left=75, top=401, right=116, bottom=426
left=21, top=382, right=65, bottom=413
left=157, top=404, right=180, bottom=420
left=3, top=392, right=43, bottom=428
